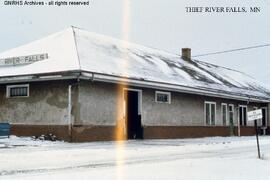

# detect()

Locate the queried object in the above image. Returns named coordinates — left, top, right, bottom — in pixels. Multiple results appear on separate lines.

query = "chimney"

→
left=181, top=48, right=191, bottom=60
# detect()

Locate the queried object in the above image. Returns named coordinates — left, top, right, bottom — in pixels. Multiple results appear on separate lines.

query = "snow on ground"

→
left=0, top=136, right=270, bottom=180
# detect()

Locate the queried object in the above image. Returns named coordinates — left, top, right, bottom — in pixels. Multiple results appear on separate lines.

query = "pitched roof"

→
left=0, top=26, right=270, bottom=102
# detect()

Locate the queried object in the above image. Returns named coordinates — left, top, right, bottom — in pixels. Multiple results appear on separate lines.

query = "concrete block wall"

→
left=78, top=81, right=118, bottom=126
left=0, top=81, right=70, bottom=125
left=78, top=80, right=264, bottom=127
left=0, top=79, right=267, bottom=141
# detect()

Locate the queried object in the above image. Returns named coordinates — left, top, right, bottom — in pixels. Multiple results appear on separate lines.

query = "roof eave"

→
left=80, top=71, right=270, bottom=103
left=0, top=70, right=81, bottom=84
left=0, top=70, right=269, bottom=103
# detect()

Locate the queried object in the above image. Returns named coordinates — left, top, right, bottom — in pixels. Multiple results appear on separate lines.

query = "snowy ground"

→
left=0, top=136, right=270, bottom=180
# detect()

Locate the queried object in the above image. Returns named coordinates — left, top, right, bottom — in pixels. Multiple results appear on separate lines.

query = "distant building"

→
left=0, top=27, right=269, bottom=141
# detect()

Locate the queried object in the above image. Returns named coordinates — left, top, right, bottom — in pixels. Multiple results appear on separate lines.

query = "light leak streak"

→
left=115, top=0, right=131, bottom=180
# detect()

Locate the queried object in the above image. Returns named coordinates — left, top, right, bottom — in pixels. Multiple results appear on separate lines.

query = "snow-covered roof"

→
left=0, top=26, right=270, bottom=102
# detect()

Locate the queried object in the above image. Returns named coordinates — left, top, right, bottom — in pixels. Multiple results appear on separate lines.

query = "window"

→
left=221, top=103, right=227, bottom=126
left=6, top=84, right=29, bottom=98
left=238, top=105, right=247, bottom=126
left=255, top=107, right=268, bottom=127
left=228, top=104, right=234, bottom=126
left=205, top=102, right=216, bottom=125
left=155, top=91, right=171, bottom=104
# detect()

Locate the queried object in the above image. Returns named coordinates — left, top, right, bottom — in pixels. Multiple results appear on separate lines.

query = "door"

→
left=124, top=90, right=143, bottom=139
left=261, top=107, right=267, bottom=127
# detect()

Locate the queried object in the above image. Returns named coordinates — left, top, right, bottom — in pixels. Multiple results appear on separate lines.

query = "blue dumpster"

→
left=0, top=123, right=10, bottom=138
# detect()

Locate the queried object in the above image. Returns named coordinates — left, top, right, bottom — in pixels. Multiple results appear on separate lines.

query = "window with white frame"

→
left=228, top=104, right=234, bottom=126
left=238, top=105, right=247, bottom=126
left=155, top=91, right=171, bottom=104
left=221, top=103, right=227, bottom=126
left=6, top=84, right=29, bottom=98
left=205, top=102, right=216, bottom=125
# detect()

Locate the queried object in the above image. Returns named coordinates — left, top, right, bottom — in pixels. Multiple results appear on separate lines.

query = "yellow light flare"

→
left=115, top=0, right=131, bottom=180
left=115, top=0, right=130, bottom=141
left=122, top=0, right=130, bottom=42
left=115, top=84, right=127, bottom=141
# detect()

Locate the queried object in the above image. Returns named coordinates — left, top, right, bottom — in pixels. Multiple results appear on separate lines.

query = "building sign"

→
left=247, top=109, right=262, bottom=121
left=247, top=109, right=263, bottom=159
left=0, top=53, right=48, bottom=66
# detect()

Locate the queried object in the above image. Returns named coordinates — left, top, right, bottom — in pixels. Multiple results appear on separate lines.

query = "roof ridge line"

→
left=71, top=26, right=82, bottom=71
left=73, top=27, right=181, bottom=57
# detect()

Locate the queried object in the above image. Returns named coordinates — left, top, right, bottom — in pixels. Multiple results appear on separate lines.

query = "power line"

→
left=192, top=43, right=270, bottom=57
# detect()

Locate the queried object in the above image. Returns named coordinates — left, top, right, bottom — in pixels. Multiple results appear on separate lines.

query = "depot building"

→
left=0, top=27, right=269, bottom=141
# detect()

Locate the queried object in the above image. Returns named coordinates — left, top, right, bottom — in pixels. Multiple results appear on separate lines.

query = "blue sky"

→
left=0, top=0, right=270, bottom=86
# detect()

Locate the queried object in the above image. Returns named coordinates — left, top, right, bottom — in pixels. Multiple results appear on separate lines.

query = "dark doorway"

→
left=239, top=106, right=247, bottom=126
left=125, top=90, right=143, bottom=139
left=261, top=108, right=267, bottom=127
